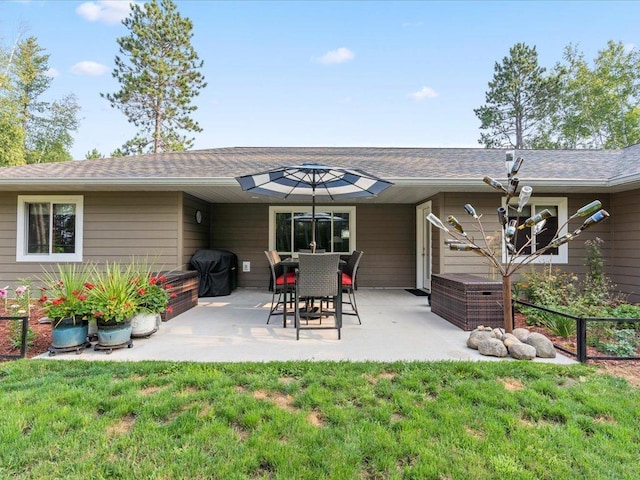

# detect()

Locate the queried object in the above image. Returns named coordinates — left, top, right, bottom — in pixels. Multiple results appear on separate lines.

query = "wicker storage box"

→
left=160, top=271, right=199, bottom=322
left=430, top=273, right=503, bottom=331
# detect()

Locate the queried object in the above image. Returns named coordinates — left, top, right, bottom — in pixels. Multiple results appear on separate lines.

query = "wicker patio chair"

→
left=264, top=250, right=295, bottom=324
left=341, top=250, right=364, bottom=324
left=294, top=253, right=342, bottom=340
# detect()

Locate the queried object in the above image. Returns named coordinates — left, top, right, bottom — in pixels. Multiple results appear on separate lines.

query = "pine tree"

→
left=474, top=43, right=558, bottom=149
left=102, top=0, right=207, bottom=155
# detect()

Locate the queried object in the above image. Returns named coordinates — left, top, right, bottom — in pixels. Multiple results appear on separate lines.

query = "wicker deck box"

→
left=430, top=273, right=503, bottom=331
left=160, top=271, right=199, bottom=322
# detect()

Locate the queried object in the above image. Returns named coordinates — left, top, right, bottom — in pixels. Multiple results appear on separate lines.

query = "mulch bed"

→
left=0, top=306, right=51, bottom=360
left=514, top=312, right=640, bottom=388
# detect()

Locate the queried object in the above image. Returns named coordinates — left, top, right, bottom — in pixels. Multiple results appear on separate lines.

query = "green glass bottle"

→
left=518, top=209, right=552, bottom=230
left=483, top=176, right=507, bottom=193
left=447, top=215, right=466, bottom=235
left=570, top=200, right=602, bottom=219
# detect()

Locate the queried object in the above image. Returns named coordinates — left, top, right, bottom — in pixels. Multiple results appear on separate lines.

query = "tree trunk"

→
left=502, top=275, right=513, bottom=333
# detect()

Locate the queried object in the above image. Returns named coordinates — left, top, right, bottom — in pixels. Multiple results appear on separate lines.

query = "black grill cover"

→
left=190, top=249, right=238, bottom=297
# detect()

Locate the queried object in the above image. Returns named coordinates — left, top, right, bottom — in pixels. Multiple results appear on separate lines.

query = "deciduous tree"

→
left=539, top=41, right=640, bottom=149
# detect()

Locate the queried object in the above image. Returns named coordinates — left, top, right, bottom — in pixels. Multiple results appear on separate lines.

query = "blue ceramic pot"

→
left=96, top=322, right=132, bottom=346
left=51, top=321, right=89, bottom=349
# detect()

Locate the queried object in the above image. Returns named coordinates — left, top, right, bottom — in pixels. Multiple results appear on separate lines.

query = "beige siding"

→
left=356, top=204, right=415, bottom=288
left=211, top=204, right=269, bottom=289
left=181, top=194, right=211, bottom=269
left=610, top=189, right=640, bottom=302
left=210, top=203, right=415, bottom=289
left=0, top=191, right=182, bottom=288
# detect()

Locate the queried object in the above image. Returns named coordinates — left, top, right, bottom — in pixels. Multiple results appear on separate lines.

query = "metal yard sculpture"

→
left=426, top=152, right=610, bottom=333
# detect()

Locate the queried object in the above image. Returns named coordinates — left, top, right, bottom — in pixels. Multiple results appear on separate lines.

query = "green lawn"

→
left=1, top=360, right=638, bottom=479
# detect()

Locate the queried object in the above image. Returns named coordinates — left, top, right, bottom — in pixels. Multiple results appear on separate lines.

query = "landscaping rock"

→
left=508, top=342, right=537, bottom=360
left=492, top=328, right=506, bottom=340
left=525, top=332, right=557, bottom=358
left=466, top=330, right=495, bottom=349
left=502, top=333, right=522, bottom=348
left=512, top=328, right=530, bottom=343
left=478, top=338, right=508, bottom=357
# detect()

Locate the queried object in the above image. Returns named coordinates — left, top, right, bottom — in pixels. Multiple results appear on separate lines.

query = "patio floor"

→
left=40, top=288, right=575, bottom=364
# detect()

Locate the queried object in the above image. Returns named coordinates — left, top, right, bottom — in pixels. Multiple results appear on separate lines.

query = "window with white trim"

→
left=269, top=206, right=355, bottom=254
left=17, top=195, right=83, bottom=262
left=503, top=197, right=568, bottom=264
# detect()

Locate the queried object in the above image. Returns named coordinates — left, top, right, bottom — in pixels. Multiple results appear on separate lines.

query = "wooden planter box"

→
left=160, top=271, right=199, bottom=322
left=430, top=273, right=503, bottom=331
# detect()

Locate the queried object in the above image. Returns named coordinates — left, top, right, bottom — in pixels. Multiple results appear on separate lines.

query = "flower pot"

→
left=96, top=321, right=132, bottom=347
left=51, top=319, right=89, bottom=349
left=131, top=312, right=160, bottom=338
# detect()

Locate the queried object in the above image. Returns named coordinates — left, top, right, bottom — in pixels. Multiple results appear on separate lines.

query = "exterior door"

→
left=416, top=201, right=432, bottom=291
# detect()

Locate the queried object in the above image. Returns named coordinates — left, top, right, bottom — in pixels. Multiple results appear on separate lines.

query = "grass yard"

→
left=1, top=360, right=638, bottom=479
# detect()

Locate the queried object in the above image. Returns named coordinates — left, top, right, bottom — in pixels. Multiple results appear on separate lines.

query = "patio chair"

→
left=264, top=250, right=296, bottom=324
left=341, top=250, right=364, bottom=324
left=294, top=253, right=342, bottom=340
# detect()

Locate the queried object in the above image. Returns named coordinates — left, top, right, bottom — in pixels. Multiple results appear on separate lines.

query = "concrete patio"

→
left=40, top=288, right=575, bottom=364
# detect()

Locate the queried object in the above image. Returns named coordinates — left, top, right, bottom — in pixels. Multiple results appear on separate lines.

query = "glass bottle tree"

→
left=426, top=152, right=610, bottom=333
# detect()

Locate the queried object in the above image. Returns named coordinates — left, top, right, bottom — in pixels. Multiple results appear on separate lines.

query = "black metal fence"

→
left=513, top=300, right=640, bottom=363
left=0, top=315, right=29, bottom=360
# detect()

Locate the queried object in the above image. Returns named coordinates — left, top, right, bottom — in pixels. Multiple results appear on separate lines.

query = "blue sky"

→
left=2, top=0, right=640, bottom=160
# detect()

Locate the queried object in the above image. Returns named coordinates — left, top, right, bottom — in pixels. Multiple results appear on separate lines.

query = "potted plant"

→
left=130, top=269, right=173, bottom=338
left=88, top=262, right=139, bottom=349
left=38, top=264, right=93, bottom=353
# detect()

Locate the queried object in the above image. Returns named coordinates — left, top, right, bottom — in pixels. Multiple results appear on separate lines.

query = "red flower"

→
left=52, top=297, right=65, bottom=305
left=137, top=287, right=146, bottom=295
left=149, top=277, right=158, bottom=285
left=167, top=306, right=173, bottom=314
left=84, top=282, right=94, bottom=290
left=159, top=274, right=167, bottom=283
left=171, top=292, right=177, bottom=299
left=77, top=295, right=87, bottom=301
left=39, top=295, right=48, bottom=303
left=166, top=283, right=173, bottom=290
left=93, top=311, right=104, bottom=318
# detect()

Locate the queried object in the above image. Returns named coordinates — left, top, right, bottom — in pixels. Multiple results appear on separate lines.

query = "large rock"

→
left=466, top=330, right=495, bottom=349
left=508, top=342, right=537, bottom=360
left=478, top=338, right=508, bottom=357
left=512, top=328, right=530, bottom=343
left=502, top=333, right=522, bottom=348
left=525, top=332, right=557, bottom=358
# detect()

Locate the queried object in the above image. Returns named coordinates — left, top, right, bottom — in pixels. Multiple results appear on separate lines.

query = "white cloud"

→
left=45, top=67, right=59, bottom=78
left=71, top=61, right=109, bottom=76
left=76, top=1, right=136, bottom=25
left=409, top=86, right=438, bottom=101
left=317, top=47, right=355, bottom=65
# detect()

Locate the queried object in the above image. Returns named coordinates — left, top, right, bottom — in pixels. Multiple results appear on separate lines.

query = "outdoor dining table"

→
left=276, top=257, right=345, bottom=328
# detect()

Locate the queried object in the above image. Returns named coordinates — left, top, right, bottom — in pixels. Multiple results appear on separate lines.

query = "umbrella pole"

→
left=311, top=191, right=316, bottom=253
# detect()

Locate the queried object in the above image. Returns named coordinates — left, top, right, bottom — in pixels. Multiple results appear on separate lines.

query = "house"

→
left=0, top=146, right=638, bottom=302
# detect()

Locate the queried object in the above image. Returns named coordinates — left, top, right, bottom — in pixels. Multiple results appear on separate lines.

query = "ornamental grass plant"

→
left=87, top=262, right=139, bottom=323
left=37, top=263, right=94, bottom=326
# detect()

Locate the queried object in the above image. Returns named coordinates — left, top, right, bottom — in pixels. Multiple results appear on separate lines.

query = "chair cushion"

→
left=341, top=273, right=353, bottom=286
left=275, top=272, right=296, bottom=285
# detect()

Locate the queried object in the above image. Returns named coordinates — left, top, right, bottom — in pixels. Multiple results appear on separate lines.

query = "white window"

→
left=269, top=206, right=356, bottom=254
left=16, top=195, right=84, bottom=262
left=502, top=197, right=568, bottom=264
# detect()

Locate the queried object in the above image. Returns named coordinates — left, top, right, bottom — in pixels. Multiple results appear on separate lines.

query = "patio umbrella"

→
left=236, top=163, right=393, bottom=251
